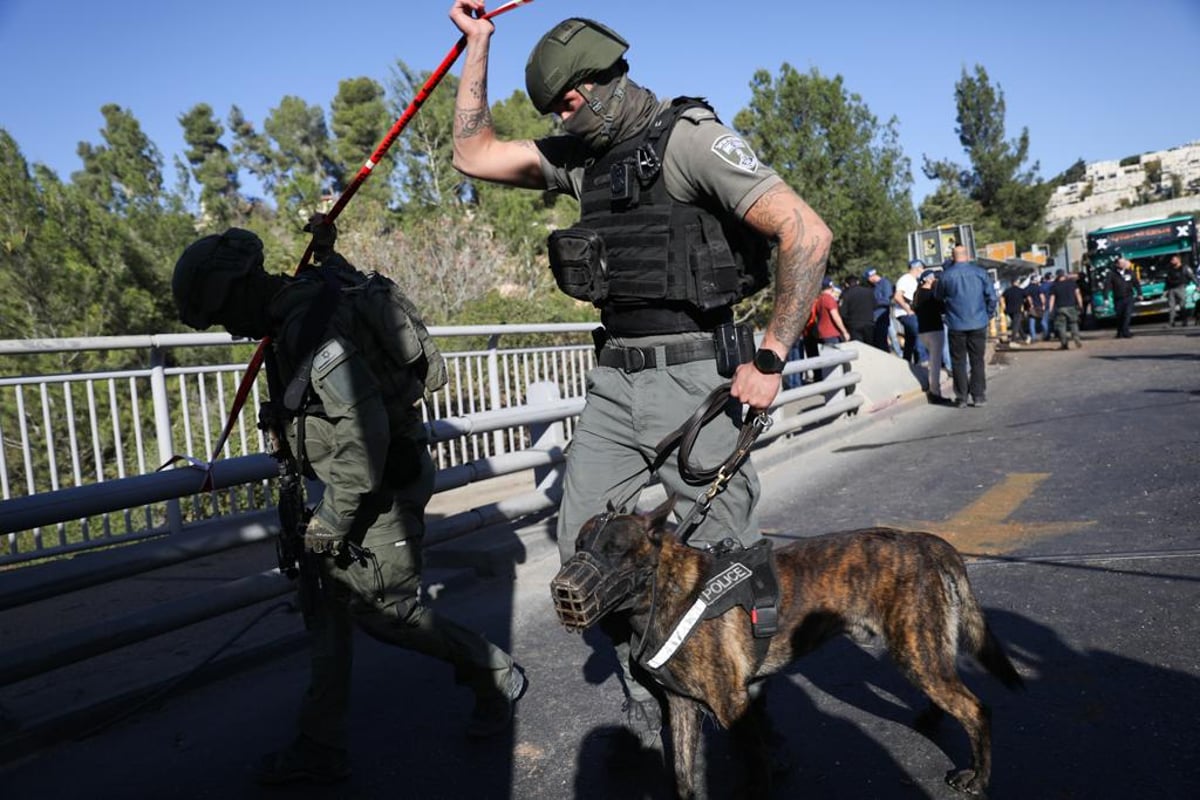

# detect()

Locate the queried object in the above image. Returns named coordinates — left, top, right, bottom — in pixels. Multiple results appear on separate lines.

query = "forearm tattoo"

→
left=455, top=96, right=493, bottom=139
left=454, top=48, right=493, bottom=140
left=748, top=184, right=828, bottom=348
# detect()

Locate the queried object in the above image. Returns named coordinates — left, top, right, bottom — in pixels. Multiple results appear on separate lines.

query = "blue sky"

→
left=2, top=0, right=1198, bottom=208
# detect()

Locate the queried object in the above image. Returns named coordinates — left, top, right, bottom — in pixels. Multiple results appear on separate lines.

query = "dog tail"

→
left=975, top=623, right=1025, bottom=691
left=951, top=564, right=1025, bottom=691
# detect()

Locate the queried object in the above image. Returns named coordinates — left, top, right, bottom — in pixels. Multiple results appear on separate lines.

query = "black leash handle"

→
left=655, top=384, right=771, bottom=485
left=657, top=384, right=773, bottom=545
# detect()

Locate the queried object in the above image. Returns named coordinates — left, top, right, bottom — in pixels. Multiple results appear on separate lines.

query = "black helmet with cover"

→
left=172, top=228, right=267, bottom=331
left=524, top=17, right=628, bottom=114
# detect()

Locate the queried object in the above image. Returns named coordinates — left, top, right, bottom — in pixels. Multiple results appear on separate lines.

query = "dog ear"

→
left=642, top=494, right=678, bottom=539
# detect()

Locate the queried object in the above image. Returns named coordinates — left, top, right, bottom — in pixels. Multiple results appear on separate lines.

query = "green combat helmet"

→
left=172, top=228, right=266, bottom=330
left=525, top=18, right=628, bottom=114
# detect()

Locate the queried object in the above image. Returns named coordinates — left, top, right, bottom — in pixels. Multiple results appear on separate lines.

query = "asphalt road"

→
left=2, top=323, right=1197, bottom=800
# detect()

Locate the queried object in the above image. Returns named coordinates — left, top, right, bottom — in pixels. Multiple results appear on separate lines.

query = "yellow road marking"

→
left=892, top=472, right=1095, bottom=555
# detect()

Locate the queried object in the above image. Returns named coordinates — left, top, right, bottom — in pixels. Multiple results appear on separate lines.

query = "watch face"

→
left=754, top=349, right=784, bottom=374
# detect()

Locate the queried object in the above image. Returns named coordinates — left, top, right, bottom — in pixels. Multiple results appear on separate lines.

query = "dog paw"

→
left=945, top=768, right=986, bottom=796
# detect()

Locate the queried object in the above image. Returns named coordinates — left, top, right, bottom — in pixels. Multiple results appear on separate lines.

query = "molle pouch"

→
left=687, top=219, right=742, bottom=310
left=712, top=322, right=755, bottom=378
left=548, top=228, right=609, bottom=304
left=609, top=161, right=639, bottom=207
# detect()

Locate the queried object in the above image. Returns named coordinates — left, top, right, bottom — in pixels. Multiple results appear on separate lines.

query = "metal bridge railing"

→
left=0, top=331, right=862, bottom=568
left=0, top=325, right=596, bottom=565
left=0, top=340, right=862, bottom=708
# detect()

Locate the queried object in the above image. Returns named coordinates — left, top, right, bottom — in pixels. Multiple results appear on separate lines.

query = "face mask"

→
left=562, top=74, right=627, bottom=151
left=213, top=272, right=278, bottom=339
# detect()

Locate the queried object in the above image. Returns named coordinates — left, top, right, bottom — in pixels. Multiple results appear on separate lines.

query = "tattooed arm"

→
left=732, top=183, right=832, bottom=409
left=449, top=0, right=545, bottom=188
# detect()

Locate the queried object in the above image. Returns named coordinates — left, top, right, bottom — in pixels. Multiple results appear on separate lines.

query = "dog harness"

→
left=640, top=538, right=780, bottom=675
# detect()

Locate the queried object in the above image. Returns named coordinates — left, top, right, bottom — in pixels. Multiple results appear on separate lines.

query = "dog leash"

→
left=605, top=383, right=772, bottom=545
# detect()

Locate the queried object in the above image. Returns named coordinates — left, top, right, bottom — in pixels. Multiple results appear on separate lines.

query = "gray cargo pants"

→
left=556, top=332, right=762, bottom=704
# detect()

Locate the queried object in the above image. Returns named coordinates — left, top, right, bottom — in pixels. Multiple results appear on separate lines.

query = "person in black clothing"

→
left=1108, top=257, right=1142, bottom=339
left=1047, top=272, right=1083, bottom=349
left=838, top=275, right=876, bottom=345
left=1077, top=269, right=1093, bottom=327
left=1001, top=281, right=1029, bottom=346
left=914, top=269, right=949, bottom=403
left=1023, top=275, right=1044, bottom=344
left=1163, top=254, right=1196, bottom=327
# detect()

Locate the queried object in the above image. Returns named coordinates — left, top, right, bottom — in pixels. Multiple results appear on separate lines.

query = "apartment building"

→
left=1046, top=140, right=1200, bottom=225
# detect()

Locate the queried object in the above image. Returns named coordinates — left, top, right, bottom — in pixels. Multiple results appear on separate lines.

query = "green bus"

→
left=1084, top=214, right=1198, bottom=322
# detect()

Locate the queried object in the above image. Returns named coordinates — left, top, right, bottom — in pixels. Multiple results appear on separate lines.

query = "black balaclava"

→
left=214, top=271, right=288, bottom=340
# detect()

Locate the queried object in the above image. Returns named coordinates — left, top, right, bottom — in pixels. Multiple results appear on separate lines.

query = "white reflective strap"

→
left=646, top=598, right=708, bottom=669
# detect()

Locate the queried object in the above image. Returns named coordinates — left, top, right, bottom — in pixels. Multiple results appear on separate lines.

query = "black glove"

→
left=303, top=213, right=338, bottom=260
left=303, top=514, right=345, bottom=556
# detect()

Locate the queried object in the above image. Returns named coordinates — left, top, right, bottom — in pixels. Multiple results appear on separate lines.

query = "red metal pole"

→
left=193, top=0, right=536, bottom=481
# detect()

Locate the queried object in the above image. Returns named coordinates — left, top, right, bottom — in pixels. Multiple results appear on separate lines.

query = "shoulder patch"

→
left=311, top=338, right=350, bottom=378
left=710, top=134, right=760, bottom=174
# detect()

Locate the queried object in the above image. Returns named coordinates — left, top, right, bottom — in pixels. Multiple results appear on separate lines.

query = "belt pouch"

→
left=712, top=322, right=755, bottom=378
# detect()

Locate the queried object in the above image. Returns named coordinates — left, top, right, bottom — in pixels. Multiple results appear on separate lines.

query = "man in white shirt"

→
left=893, top=259, right=928, bottom=364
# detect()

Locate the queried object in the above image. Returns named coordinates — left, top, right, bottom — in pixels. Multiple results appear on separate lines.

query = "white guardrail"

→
left=0, top=327, right=862, bottom=568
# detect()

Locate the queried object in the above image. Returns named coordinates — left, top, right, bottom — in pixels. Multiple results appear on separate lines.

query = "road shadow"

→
left=751, top=606, right=1200, bottom=798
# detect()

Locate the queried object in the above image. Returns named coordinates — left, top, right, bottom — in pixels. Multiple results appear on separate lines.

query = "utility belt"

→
left=594, top=322, right=754, bottom=378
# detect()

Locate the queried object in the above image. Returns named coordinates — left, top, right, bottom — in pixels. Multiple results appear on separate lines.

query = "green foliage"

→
left=733, top=64, right=916, bottom=273
left=179, top=103, right=241, bottom=227
left=330, top=77, right=393, bottom=222
left=1142, top=159, right=1162, bottom=187
left=0, top=119, right=191, bottom=354
left=231, top=96, right=336, bottom=216
left=448, top=288, right=599, bottom=351
left=388, top=61, right=462, bottom=210
left=921, top=65, right=1055, bottom=253
left=1052, top=158, right=1087, bottom=186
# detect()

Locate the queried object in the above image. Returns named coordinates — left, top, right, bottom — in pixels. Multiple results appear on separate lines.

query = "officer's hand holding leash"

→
left=730, top=341, right=788, bottom=412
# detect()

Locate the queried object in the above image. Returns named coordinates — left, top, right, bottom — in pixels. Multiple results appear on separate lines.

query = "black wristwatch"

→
left=752, top=348, right=786, bottom=375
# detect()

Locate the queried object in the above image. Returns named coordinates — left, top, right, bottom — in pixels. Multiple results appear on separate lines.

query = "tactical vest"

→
left=550, top=98, right=771, bottom=336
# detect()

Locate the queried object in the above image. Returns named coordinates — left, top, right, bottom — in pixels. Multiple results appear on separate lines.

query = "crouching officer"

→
left=172, top=225, right=526, bottom=785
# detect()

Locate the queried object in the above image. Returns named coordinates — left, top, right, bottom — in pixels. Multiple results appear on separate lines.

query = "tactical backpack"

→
left=347, top=270, right=448, bottom=403
left=272, top=256, right=447, bottom=416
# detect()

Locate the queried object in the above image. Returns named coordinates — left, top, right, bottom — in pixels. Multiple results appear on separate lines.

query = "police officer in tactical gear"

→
left=449, top=1, right=832, bottom=747
left=172, top=223, right=526, bottom=785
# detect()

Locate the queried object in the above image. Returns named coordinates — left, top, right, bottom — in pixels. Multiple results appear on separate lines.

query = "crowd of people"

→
left=789, top=245, right=996, bottom=407
left=793, top=247, right=1199, bottom=408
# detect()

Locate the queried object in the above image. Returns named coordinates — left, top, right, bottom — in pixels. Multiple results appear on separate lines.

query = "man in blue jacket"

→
left=934, top=245, right=998, bottom=407
left=865, top=267, right=895, bottom=352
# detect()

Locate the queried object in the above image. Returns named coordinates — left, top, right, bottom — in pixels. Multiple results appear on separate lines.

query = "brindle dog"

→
left=564, top=499, right=1024, bottom=799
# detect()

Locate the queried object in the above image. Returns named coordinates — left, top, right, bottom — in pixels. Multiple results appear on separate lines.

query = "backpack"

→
left=344, top=269, right=448, bottom=401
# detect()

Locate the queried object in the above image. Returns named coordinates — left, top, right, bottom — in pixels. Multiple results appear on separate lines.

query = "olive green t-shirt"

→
left=536, top=100, right=783, bottom=220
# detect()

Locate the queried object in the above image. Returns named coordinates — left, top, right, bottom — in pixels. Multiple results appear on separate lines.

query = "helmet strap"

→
left=568, top=73, right=629, bottom=151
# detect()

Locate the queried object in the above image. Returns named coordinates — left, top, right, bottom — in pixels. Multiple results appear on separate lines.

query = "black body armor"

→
left=548, top=98, right=771, bottom=336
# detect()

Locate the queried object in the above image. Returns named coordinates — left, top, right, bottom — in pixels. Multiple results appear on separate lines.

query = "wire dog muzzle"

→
left=550, top=550, right=644, bottom=633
